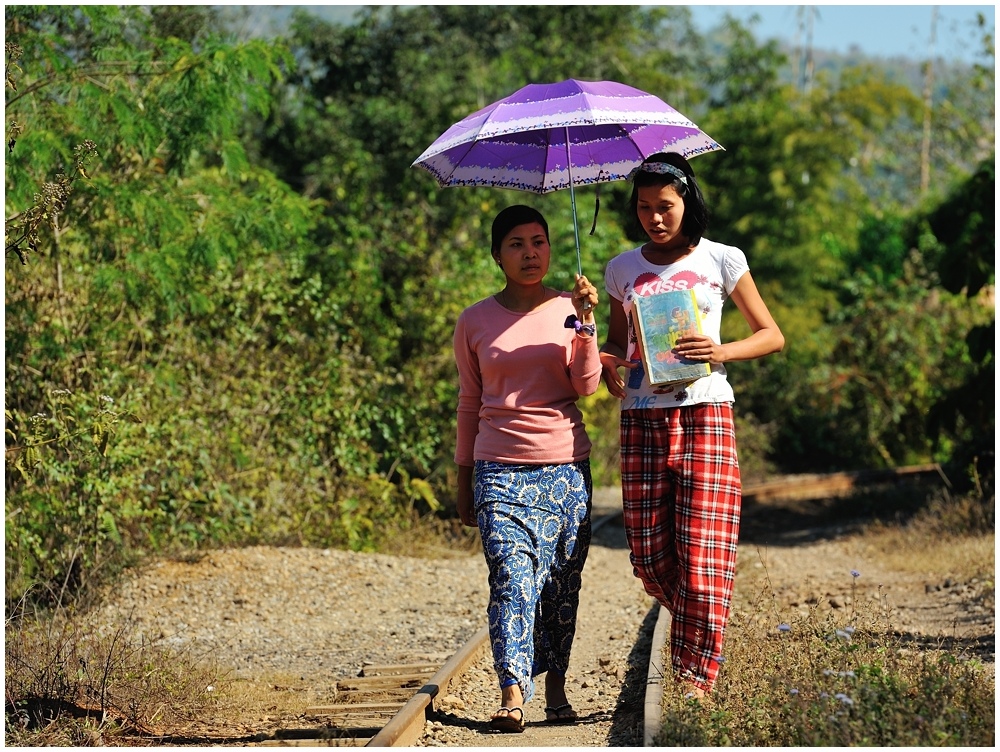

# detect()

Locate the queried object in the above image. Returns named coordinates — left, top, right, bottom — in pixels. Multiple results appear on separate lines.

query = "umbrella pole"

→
left=564, top=127, right=583, bottom=277
left=565, top=127, right=592, bottom=312
left=568, top=181, right=582, bottom=277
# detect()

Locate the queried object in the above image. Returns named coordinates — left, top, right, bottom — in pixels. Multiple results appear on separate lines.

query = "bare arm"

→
left=673, top=271, right=785, bottom=363
left=457, top=464, right=476, bottom=527
left=598, top=295, right=637, bottom=400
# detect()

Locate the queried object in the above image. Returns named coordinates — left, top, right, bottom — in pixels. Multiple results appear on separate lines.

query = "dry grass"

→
left=4, top=606, right=336, bottom=746
left=4, top=603, right=223, bottom=746
left=657, top=594, right=994, bottom=746
left=654, top=488, right=996, bottom=746
left=182, top=673, right=330, bottom=741
left=376, top=512, right=481, bottom=560
left=863, top=494, right=995, bottom=579
left=866, top=526, right=993, bottom=579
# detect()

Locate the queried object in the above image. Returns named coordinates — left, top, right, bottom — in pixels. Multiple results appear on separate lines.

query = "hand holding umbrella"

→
left=562, top=273, right=600, bottom=333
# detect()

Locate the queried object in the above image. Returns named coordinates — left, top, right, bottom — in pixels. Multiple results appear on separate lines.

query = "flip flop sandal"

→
left=544, top=703, right=578, bottom=724
left=489, top=706, right=525, bottom=733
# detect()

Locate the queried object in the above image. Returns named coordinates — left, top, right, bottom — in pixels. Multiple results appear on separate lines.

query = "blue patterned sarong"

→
left=474, top=460, right=592, bottom=703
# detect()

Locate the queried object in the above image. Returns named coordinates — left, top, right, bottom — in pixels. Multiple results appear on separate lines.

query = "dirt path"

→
left=96, top=486, right=993, bottom=745
left=418, top=486, right=994, bottom=746
left=736, top=491, right=995, bottom=671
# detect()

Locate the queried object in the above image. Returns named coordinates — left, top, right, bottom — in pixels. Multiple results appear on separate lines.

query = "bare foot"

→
left=544, top=671, right=578, bottom=722
left=496, top=682, right=523, bottom=715
left=544, top=671, right=569, bottom=706
left=489, top=683, right=525, bottom=732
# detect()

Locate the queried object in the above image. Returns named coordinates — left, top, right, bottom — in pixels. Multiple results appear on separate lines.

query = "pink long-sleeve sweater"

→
left=453, top=292, right=602, bottom=467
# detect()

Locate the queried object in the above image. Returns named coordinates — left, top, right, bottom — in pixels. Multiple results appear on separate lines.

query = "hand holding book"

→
left=671, top=332, right=722, bottom=362
left=632, top=289, right=712, bottom=386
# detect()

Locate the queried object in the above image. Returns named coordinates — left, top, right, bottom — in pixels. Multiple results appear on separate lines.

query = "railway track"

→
left=252, top=509, right=638, bottom=747
left=252, top=463, right=946, bottom=747
left=257, top=641, right=490, bottom=747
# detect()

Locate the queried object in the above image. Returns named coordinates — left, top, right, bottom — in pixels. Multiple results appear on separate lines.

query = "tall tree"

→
left=4, top=5, right=326, bottom=598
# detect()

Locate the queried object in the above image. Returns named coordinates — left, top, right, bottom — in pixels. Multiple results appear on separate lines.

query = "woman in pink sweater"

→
left=453, top=205, right=601, bottom=732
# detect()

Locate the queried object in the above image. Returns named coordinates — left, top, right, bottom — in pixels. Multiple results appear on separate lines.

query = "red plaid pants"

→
left=620, top=403, right=741, bottom=692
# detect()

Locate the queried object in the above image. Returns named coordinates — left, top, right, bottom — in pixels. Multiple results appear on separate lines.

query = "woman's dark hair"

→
left=491, top=205, right=548, bottom=254
left=626, top=152, right=709, bottom=245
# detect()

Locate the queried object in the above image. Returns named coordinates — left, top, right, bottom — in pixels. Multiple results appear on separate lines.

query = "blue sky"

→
left=687, top=4, right=994, bottom=63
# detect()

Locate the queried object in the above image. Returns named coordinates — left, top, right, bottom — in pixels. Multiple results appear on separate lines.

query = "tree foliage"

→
left=5, top=5, right=994, bottom=604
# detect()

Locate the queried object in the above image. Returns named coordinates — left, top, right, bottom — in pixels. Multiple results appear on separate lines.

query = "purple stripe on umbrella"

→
left=417, top=123, right=719, bottom=194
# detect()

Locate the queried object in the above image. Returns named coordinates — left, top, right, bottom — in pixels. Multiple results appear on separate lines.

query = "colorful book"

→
left=632, top=289, right=712, bottom=386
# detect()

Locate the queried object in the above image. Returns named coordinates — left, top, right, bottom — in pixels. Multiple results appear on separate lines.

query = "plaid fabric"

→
left=620, top=403, right=741, bottom=691
left=474, top=460, right=592, bottom=703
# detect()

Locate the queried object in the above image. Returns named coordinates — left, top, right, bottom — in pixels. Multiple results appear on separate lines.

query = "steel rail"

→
left=643, top=605, right=670, bottom=747
left=366, top=624, right=490, bottom=747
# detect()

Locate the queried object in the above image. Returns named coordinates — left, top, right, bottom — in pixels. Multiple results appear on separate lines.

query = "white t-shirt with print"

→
left=604, top=238, right=750, bottom=411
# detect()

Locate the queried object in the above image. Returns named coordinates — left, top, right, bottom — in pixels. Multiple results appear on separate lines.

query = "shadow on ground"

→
left=606, top=602, right=659, bottom=746
left=739, top=478, right=952, bottom=547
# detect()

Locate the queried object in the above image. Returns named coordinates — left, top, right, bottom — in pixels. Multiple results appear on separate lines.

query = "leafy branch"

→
left=5, top=392, right=142, bottom=484
left=4, top=140, right=99, bottom=265
left=6, top=37, right=103, bottom=265
left=6, top=41, right=24, bottom=153
left=6, top=58, right=197, bottom=109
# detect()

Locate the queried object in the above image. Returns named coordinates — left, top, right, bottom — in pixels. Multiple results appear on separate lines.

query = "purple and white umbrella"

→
left=412, top=78, right=723, bottom=274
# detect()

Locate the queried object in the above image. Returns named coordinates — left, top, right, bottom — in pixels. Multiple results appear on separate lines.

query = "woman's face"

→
left=636, top=183, right=686, bottom=248
left=493, top=221, right=550, bottom=284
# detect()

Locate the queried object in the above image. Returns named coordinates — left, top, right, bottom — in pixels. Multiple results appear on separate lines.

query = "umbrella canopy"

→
left=411, top=78, right=723, bottom=274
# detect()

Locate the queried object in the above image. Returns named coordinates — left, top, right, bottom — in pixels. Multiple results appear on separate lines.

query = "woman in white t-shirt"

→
left=599, top=152, right=784, bottom=699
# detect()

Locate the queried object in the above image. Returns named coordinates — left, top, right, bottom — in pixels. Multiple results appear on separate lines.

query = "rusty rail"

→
left=366, top=625, right=490, bottom=747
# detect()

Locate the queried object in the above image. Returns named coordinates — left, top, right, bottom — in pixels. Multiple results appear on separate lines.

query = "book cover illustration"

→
left=632, top=288, right=712, bottom=386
